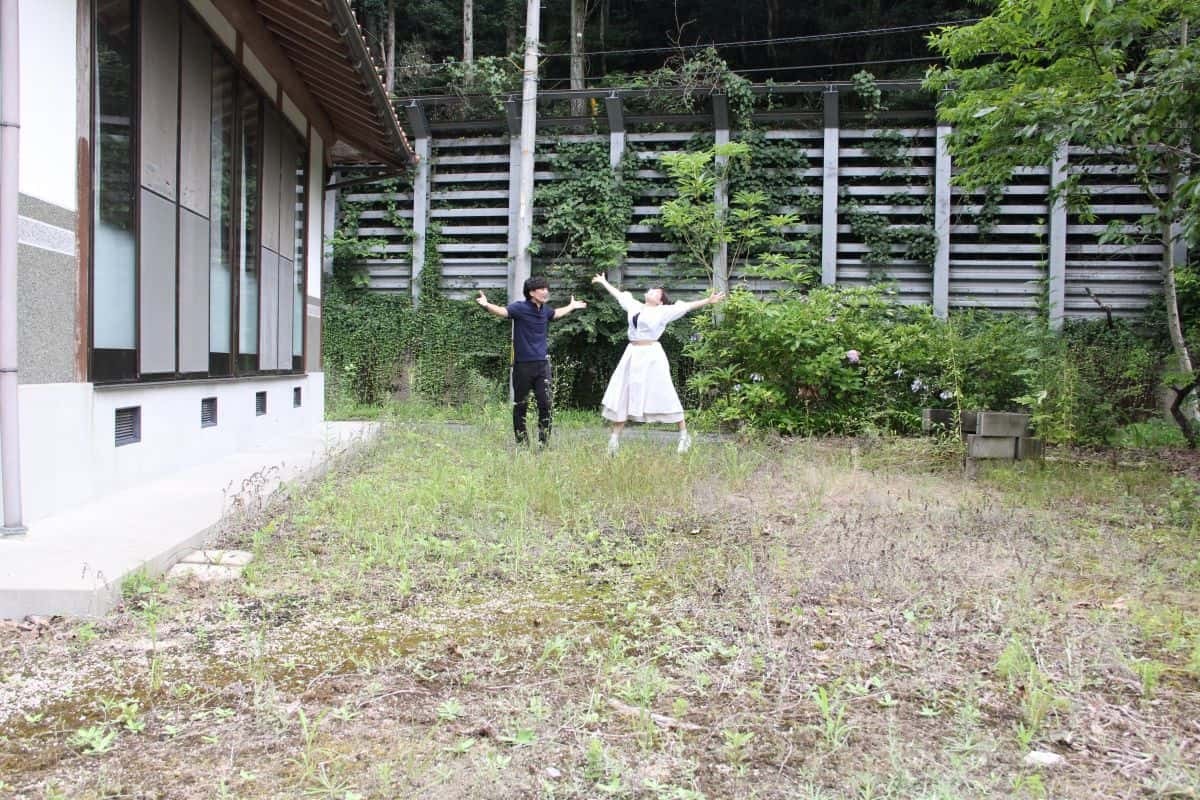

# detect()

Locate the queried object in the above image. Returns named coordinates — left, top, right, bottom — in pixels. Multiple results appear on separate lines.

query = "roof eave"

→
left=322, top=0, right=414, bottom=166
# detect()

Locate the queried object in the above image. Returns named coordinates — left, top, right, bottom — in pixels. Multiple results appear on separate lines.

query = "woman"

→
left=591, top=273, right=725, bottom=454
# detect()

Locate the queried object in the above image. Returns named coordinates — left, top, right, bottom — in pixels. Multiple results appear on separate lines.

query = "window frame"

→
left=88, top=0, right=309, bottom=386
left=89, top=0, right=141, bottom=384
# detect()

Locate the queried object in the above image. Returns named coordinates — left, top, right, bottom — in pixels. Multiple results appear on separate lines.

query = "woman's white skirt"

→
left=601, top=342, right=684, bottom=423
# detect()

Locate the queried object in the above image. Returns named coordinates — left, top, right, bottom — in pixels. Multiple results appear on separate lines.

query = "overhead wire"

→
left=387, top=18, right=982, bottom=72
left=728, top=55, right=949, bottom=76
left=541, top=18, right=982, bottom=59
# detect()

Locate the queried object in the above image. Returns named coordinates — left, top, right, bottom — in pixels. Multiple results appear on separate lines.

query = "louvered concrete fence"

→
left=333, top=84, right=1182, bottom=326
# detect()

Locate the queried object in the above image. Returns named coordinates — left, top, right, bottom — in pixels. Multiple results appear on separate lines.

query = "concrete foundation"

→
left=0, top=420, right=380, bottom=619
left=967, top=434, right=1019, bottom=460
left=1016, top=437, right=1044, bottom=461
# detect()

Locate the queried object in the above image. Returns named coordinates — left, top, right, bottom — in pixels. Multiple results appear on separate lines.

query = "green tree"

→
left=925, top=0, right=1200, bottom=443
left=658, top=142, right=811, bottom=287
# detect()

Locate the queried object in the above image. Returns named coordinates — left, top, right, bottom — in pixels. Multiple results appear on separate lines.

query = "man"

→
left=476, top=277, right=586, bottom=446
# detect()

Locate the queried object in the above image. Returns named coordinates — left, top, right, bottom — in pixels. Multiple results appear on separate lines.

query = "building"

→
left=1, top=0, right=411, bottom=531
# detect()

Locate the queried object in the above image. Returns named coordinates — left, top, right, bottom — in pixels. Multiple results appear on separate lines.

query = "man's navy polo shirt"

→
left=506, top=299, right=555, bottom=362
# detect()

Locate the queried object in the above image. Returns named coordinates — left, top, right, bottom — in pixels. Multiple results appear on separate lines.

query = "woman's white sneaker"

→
left=677, top=431, right=692, bottom=454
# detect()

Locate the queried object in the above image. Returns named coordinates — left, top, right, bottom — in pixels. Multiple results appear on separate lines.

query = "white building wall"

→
left=18, top=0, right=77, bottom=210
left=5, top=374, right=325, bottom=524
left=1, top=0, right=334, bottom=526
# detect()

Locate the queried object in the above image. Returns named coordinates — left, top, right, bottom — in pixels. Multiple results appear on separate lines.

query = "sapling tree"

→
left=658, top=142, right=811, bottom=286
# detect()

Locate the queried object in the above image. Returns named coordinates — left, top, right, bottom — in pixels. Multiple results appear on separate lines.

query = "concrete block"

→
left=976, top=411, right=1031, bottom=438
left=1016, top=437, right=1044, bottom=461
left=180, top=549, right=253, bottom=567
left=960, top=411, right=979, bottom=434
left=922, top=408, right=955, bottom=433
left=967, top=434, right=1018, bottom=460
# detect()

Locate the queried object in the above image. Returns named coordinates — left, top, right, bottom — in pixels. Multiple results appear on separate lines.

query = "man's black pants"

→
left=511, top=359, right=552, bottom=445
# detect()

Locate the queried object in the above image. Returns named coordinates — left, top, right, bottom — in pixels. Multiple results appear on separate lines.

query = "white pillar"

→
left=606, top=94, right=625, bottom=285
left=513, top=0, right=540, bottom=303
left=932, top=124, right=952, bottom=319
left=322, top=184, right=337, bottom=275
left=820, top=89, right=839, bottom=286
left=506, top=135, right=522, bottom=300
left=712, top=94, right=730, bottom=294
left=410, top=136, right=431, bottom=303
left=1048, top=143, right=1068, bottom=330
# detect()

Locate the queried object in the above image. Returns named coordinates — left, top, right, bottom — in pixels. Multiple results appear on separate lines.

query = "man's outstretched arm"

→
left=476, top=290, right=510, bottom=318
left=553, top=296, right=588, bottom=320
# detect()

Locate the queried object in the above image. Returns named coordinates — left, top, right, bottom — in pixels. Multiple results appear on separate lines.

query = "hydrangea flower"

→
left=845, top=349, right=860, bottom=364
left=939, top=389, right=954, bottom=400
left=910, top=378, right=925, bottom=393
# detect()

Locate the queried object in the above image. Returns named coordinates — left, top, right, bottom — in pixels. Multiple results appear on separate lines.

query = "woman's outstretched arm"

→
left=590, top=273, right=624, bottom=302
left=679, top=290, right=726, bottom=314
left=660, top=290, right=726, bottom=325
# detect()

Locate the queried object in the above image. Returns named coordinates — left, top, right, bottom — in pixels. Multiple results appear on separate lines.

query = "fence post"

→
left=933, top=123, right=952, bottom=319
left=403, top=101, right=431, bottom=305
left=606, top=93, right=625, bottom=285
left=322, top=181, right=337, bottom=276
left=821, top=88, right=839, bottom=286
left=1048, top=143, right=1068, bottom=330
left=712, top=93, right=730, bottom=294
left=410, top=137, right=431, bottom=304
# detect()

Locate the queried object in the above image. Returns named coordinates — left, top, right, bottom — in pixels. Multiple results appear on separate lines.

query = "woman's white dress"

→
left=601, top=293, right=692, bottom=423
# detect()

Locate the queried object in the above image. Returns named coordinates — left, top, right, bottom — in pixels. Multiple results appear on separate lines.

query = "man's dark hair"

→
left=523, top=276, right=549, bottom=300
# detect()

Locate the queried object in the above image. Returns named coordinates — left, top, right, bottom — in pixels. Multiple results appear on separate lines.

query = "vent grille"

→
left=293, top=387, right=302, bottom=407
left=255, top=391, right=267, bottom=416
left=201, top=397, right=217, bottom=428
left=115, top=406, right=141, bottom=446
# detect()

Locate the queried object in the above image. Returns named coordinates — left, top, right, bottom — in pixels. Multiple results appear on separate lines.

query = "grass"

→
left=1, top=418, right=1199, bottom=799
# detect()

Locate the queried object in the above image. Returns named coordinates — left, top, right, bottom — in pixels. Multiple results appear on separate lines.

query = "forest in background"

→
left=348, top=0, right=978, bottom=95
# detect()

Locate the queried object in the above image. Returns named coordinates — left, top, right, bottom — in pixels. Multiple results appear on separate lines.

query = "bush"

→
left=1017, top=319, right=1160, bottom=445
left=686, top=284, right=951, bottom=434
left=322, top=278, right=509, bottom=408
left=685, top=284, right=1165, bottom=441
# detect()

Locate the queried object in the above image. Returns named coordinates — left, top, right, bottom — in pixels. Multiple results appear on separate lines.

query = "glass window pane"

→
left=238, top=83, right=259, bottom=363
left=209, top=50, right=235, bottom=366
left=93, top=0, right=136, bottom=355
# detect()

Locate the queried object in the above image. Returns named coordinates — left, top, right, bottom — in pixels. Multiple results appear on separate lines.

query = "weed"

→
left=584, top=737, right=609, bottom=783
left=498, top=727, right=537, bottom=747
left=721, top=729, right=754, bottom=772
left=812, top=684, right=854, bottom=751
left=1129, top=658, right=1168, bottom=699
left=445, top=737, right=476, bottom=755
left=436, top=697, right=464, bottom=721
left=73, top=621, right=99, bottom=645
left=68, top=724, right=118, bottom=755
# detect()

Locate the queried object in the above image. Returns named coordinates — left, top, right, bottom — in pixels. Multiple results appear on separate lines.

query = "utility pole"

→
left=512, top=0, right=539, bottom=301
left=463, top=0, right=475, bottom=63
left=570, top=0, right=586, bottom=116
left=385, top=0, right=396, bottom=95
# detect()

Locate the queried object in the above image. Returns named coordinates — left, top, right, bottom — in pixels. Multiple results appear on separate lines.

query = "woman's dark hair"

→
left=523, top=276, right=549, bottom=300
left=653, top=287, right=671, bottom=305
